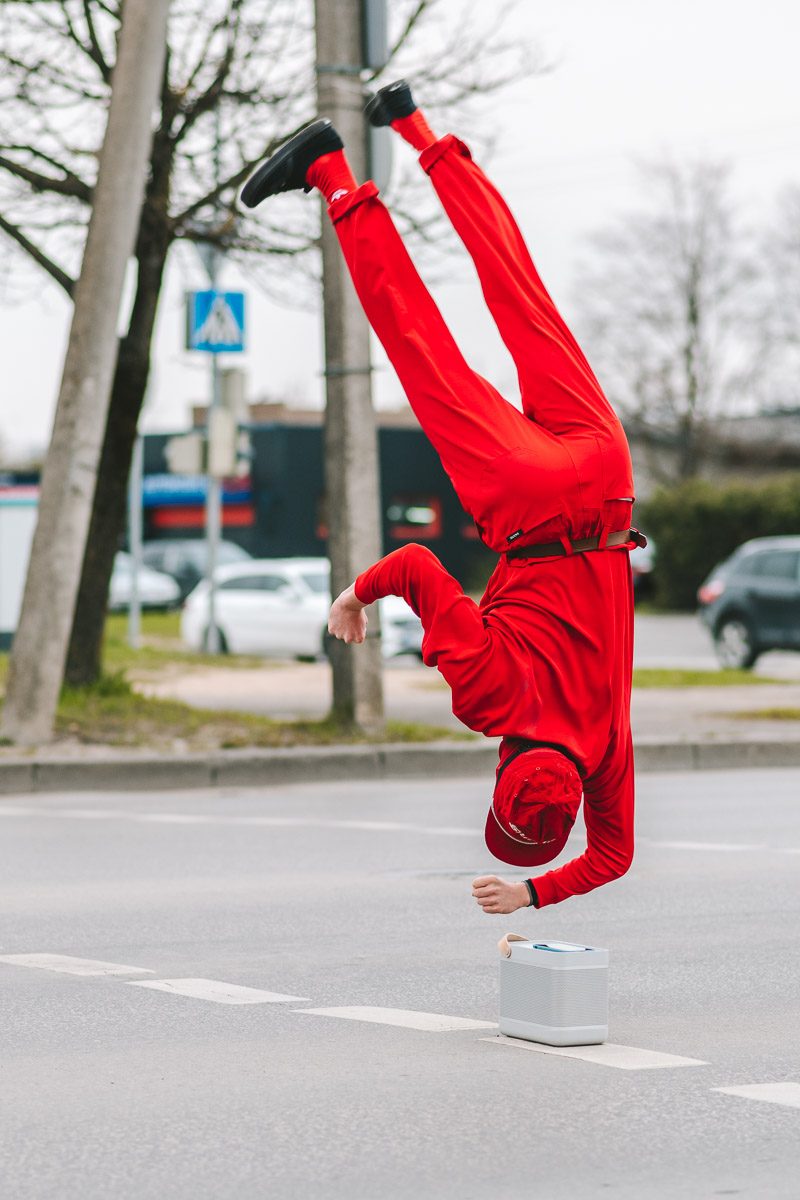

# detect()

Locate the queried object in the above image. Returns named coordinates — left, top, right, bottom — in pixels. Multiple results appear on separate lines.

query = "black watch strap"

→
left=524, top=879, right=539, bottom=908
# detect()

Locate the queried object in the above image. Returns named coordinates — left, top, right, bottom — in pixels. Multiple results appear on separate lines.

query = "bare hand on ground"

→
left=328, top=583, right=368, bottom=645
left=472, top=875, right=530, bottom=915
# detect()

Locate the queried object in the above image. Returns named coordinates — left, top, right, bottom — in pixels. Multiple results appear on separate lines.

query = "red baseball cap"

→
left=484, top=744, right=583, bottom=868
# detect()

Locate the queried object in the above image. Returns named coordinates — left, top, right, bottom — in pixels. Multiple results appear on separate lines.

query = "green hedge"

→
left=638, top=475, right=800, bottom=611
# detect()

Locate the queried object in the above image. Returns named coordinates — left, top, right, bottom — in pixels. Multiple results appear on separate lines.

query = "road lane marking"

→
left=128, top=978, right=310, bottom=1004
left=0, top=953, right=153, bottom=977
left=481, top=1034, right=708, bottom=1070
left=135, top=813, right=216, bottom=824
left=295, top=1006, right=496, bottom=1032
left=2, top=806, right=797, bottom=854
left=713, top=1082, right=800, bottom=1109
left=641, top=840, right=767, bottom=852
left=58, top=809, right=135, bottom=820
left=0, top=807, right=479, bottom=837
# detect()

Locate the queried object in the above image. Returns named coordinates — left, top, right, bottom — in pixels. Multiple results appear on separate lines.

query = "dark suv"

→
left=697, top=536, right=800, bottom=669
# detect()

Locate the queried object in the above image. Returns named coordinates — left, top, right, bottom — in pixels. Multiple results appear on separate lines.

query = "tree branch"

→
left=82, top=0, right=112, bottom=82
left=0, top=152, right=92, bottom=202
left=173, top=0, right=245, bottom=143
left=0, top=212, right=75, bottom=296
left=386, top=0, right=431, bottom=65
left=171, top=122, right=308, bottom=231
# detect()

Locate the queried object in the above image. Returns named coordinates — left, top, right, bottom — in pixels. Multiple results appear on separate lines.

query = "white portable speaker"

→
left=498, top=934, right=609, bottom=1046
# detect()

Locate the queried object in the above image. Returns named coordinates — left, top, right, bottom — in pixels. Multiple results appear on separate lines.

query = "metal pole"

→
left=205, top=338, right=222, bottom=653
left=127, top=432, right=143, bottom=650
left=314, top=0, right=385, bottom=732
left=203, top=104, right=223, bottom=655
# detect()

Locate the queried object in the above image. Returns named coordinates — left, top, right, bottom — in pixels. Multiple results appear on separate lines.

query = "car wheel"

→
left=202, top=625, right=229, bottom=654
left=321, top=629, right=335, bottom=661
left=714, top=615, right=759, bottom=670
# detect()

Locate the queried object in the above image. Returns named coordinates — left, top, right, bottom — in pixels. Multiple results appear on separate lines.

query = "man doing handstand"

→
left=241, top=81, right=644, bottom=918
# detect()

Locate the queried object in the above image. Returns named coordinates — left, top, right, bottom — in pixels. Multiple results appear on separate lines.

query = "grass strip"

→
left=419, top=667, right=784, bottom=692
left=52, top=673, right=471, bottom=750
left=631, top=668, right=784, bottom=688
left=725, top=708, right=800, bottom=722
left=103, top=612, right=265, bottom=673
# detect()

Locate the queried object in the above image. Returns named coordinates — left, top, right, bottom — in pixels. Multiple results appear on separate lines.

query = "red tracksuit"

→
left=330, top=135, right=636, bottom=908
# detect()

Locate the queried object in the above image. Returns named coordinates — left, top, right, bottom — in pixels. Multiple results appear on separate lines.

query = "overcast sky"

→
left=2, top=0, right=799, bottom=460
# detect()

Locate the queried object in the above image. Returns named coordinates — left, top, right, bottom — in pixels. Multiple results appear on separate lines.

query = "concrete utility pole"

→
left=1, top=0, right=171, bottom=745
left=314, top=0, right=385, bottom=731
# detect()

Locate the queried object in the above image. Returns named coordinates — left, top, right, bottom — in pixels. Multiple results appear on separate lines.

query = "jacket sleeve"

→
left=354, top=543, right=490, bottom=671
left=530, top=731, right=635, bottom=908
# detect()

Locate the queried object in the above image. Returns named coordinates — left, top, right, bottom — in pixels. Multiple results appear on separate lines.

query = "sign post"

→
left=127, top=433, right=144, bottom=650
left=186, top=285, right=246, bottom=652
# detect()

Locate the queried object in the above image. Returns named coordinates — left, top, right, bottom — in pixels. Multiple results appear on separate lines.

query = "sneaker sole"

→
left=240, top=120, right=341, bottom=208
left=364, top=80, right=417, bottom=127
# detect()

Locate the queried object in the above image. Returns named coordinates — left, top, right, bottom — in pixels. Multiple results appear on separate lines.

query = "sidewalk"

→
left=137, top=659, right=800, bottom=745
left=2, top=655, right=800, bottom=793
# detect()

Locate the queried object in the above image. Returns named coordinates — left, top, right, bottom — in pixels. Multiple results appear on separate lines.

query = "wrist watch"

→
left=524, top=879, right=539, bottom=908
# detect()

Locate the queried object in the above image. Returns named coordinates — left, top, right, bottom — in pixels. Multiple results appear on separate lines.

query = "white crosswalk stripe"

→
left=481, top=1034, right=708, bottom=1070
left=0, top=953, right=153, bottom=977
left=128, top=978, right=310, bottom=1004
left=295, top=1006, right=497, bottom=1032
left=713, top=1082, right=800, bottom=1109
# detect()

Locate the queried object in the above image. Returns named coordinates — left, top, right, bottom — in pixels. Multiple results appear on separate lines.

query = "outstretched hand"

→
left=328, top=583, right=368, bottom=645
left=472, top=875, right=530, bottom=915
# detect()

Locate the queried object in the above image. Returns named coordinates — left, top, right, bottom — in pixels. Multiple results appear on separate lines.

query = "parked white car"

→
left=180, top=557, right=424, bottom=659
left=108, top=552, right=181, bottom=611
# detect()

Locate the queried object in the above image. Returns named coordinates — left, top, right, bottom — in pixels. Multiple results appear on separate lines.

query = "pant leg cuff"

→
left=419, top=133, right=472, bottom=175
left=328, top=180, right=379, bottom=225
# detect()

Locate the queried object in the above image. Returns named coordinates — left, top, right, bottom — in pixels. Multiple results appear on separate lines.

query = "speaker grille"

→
left=500, top=960, right=608, bottom=1027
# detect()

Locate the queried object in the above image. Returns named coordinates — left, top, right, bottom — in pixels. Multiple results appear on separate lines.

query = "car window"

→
left=218, top=575, right=270, bottom=592
left=181, top=543, right=207, bottom=571
left=737, top=550, right=800, bottom=581
left=217, top=542, right=251, bottom=564
left=299, top=572, right=329, bottom=594
left=161, top=546, right=187, bottom=575
left=259, top=575, right=293, bottom=592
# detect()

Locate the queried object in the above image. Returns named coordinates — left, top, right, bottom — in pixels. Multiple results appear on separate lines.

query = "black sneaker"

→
left=240, top=119, right=343, bottom=208
left=365, top=79, right=417, bottom=127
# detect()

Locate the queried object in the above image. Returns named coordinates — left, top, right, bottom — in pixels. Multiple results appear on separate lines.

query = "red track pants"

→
left=328, top=134, right=635, bottom=554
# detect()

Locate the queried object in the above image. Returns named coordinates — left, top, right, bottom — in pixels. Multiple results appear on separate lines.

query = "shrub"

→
left=638, top=475, right=800, bottom=610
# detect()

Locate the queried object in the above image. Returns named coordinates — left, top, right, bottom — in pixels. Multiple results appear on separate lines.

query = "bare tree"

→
left=573, top=160, right=760, bottom=482
left=761, top=183, right=800, bottom=404
left=0, top=0, right=533, bottom=687
left=1, top=0, right=171, bottom=747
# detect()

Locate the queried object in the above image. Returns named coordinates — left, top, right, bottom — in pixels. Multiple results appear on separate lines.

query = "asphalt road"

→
left=1, top=770, right=798, bottom=1200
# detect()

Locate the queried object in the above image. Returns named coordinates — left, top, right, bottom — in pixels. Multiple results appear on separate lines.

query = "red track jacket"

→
left=355, top=536, right=635, bottom=908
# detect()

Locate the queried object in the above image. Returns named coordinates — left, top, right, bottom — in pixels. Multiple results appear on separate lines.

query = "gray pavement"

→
left=136, top=612, right=800, bottom=745
left=633, top=612, right=800, bottom=678
left=1, top=769, right=798, bottom=1199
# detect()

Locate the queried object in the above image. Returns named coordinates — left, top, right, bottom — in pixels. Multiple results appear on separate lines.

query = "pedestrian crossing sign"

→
left=186, top=290, right=246, bottom=353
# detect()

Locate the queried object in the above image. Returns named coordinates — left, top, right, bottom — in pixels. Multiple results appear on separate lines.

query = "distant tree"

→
left=0, top=0, right=534, bottom=685
left=761, top=183, right=800, bottom=403
left=573, top=160, right=761, bottom=483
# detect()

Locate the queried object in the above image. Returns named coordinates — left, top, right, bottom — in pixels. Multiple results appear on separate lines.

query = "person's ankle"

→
left=390, top=110, right=437, bottom=152
left=305, top=150, right=358, bottom=202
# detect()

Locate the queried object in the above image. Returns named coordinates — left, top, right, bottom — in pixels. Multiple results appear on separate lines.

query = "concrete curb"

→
left=1, top=738, right=800, bottom=794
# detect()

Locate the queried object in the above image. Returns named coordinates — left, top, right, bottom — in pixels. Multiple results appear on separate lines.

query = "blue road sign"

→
left=186, top=290, right=245, bottom=353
